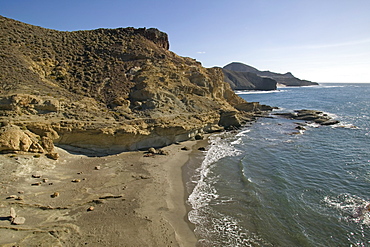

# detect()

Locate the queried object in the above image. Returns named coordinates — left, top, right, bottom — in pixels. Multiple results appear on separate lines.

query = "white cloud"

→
left=197, top=51, right=206, bottom=54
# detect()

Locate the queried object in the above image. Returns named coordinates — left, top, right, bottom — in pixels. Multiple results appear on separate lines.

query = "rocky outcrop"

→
left=0, top=16, right=272, bottom=154
left=224, top=62, right=318, bottom=87
left=274, top=110, right=340, bottom=126
left=223, top=69, right=277, bottom=90
left=138, top=28, right=170, bottom=50
left=0, top=94, right=59, bottom=115
left=0, top=124, right=56, bottom=155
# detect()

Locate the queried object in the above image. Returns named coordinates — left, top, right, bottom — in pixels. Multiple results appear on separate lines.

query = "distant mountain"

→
left=224, top=62, right=318, bottom=87
left=223, top=69, right=277, bottom=90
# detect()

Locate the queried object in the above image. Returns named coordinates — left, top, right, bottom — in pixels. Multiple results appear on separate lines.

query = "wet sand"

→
left=0, top=140, right=202, bottom=246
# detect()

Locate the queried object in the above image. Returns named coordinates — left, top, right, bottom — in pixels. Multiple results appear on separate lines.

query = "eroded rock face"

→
left=0, top=94, right=59, bottom=115
left=0, top=125, right=35, bottom=153
left=138, top=27, right=170, bottom=50
left=0, top=16, right=272, bottom=153
left=219, top=111, right=242, bottom=129
left=0, top=124, right=55, bottom=154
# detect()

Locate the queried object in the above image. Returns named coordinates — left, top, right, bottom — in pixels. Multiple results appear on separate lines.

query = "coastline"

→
left=0, top=140, right=202, bottom=246
left=136, top=139, right=200, bottom=247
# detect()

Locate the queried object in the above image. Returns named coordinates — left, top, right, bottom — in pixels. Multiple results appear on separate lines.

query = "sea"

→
left=185, top=83, right=370, bottom=247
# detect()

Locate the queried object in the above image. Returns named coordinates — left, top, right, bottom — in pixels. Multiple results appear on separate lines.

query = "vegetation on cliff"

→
left=0, top=16, right=272, bottom=154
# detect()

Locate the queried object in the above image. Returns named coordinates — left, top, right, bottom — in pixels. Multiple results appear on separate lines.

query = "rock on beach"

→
left=9, top=207, right=26, bottom=225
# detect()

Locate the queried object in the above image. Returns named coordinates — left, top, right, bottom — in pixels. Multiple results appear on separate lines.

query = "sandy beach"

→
left=0, top=139, right=203, bottom=246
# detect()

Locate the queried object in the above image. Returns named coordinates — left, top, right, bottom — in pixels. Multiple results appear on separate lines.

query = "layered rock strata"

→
left=0, top=16, right=272, bottom=154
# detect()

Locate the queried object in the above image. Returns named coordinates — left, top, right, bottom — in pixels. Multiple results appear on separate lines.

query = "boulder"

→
left=12, top=216, right=26, bottom=225
left=0, top=124, right=58, bottom=154
left=9, top=207, right=26, bottom=225
left=0, top=125, right=34, bottom=153
left=157, top=149, right=169, bottom=155
left=194, top=133, right=204, bottom=140
left=51, top=192, right=59, bottom=198
left=295, top=125, right=306, bottom=130
left=10, top=207, right=16, bottom=219
left=219, top=111, right=241, bottom=129
left=41, top=136, right=55, bottom=153
left=46, top=152, right=60, bottom=160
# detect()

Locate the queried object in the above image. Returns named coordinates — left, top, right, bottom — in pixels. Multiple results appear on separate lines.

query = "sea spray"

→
left=188, top=132, right=271, bottom=246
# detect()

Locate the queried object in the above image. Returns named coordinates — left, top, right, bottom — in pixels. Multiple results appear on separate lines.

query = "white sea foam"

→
left=189, top=207, right=272, bottom=247
left=324, top=193, right=370, bottom=225
left=319, top=85, right=347, bottom=88
left=235, top=129, right=251, bottom=137
left=188, top=134, right=241, bottom=210
left=231, top=138, right=242, bottom=145
left=332, top=124, right=359, bottom=129
left=331, top=121, right=359, bottom=129
left=324, top=111, right=339, bottom=119
left=318, top=83, right=351, bottom=88
left=187, top=133, right=267, bottom=246
left=324, top=193, right=370, bottom=246
left=306, top=122, right=321, bottom=128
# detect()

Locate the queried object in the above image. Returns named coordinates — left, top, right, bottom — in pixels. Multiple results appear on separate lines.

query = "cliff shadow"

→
left=55, top=144, right=126, bottom=157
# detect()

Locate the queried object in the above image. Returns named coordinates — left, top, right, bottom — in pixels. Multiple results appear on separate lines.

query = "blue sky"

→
left=1, top=0, right=370, bottom=82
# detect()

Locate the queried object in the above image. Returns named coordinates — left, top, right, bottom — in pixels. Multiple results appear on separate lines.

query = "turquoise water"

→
left=187, top=83, right=370, bottom=246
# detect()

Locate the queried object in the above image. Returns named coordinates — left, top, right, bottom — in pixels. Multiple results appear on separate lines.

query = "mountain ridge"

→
left=224, top=62, right=318, bottom=87
left=223, top=69, right=277, bottom=90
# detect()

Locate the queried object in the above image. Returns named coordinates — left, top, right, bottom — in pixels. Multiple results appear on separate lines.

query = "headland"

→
left=0, top=16, right=273, bottom=246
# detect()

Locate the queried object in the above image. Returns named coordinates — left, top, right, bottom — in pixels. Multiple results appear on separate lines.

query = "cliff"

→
left=224, top=62, right=318, bottom=87
left=223, top=68, right=277, bottom=90
left=0, top=16, right=272, bottom=155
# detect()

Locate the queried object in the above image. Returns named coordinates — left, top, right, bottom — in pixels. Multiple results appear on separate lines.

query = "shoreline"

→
left=0, top=139, right=205, bottom=246
left=136, top=139, right=200, bottom=247
left=182, top=137, right=211, bottom=231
